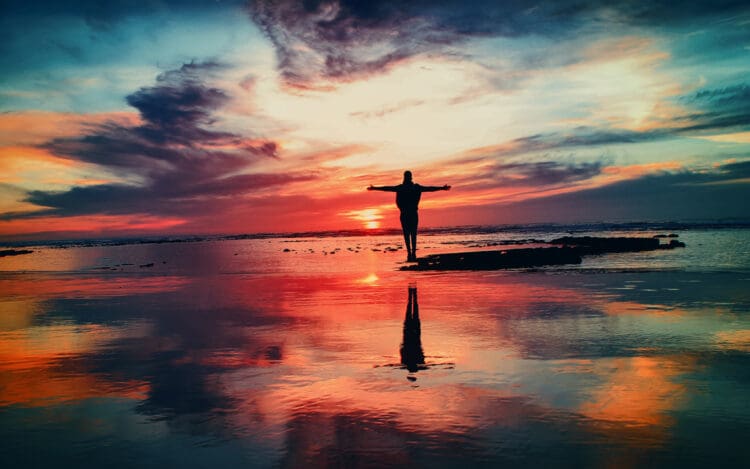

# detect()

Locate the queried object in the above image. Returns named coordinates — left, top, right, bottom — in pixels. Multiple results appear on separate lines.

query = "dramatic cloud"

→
left=250, top=0, right=580, bottom=88
left=43, top=62, right=246, bottom=166
left=17, top=173, right=312, bottom=219
left=475, top=128, right=666, bottom=158
left=676, top=84, right=750, bottom=134
left=714, top=160, right=750, bottom=181
left=490, top=161, right=603, bottom=187
left=442, top=159, right=605, bottom=192
left=248, top=0, right=587, bottom=88
left=249, top=0, right=750, bottom=88
left=0, top=0, right=249, bottom=27
left=614, top=0, right=750, bottom=24
left=479, top=160, right=750, bottom=223
left=3, top=62, right=308, bottom=221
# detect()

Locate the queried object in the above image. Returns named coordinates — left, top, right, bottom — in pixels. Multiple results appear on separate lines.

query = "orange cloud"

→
left=0, top=213, right=187, bottom=240
left=601, top=161, right=683, bottom=179
left=0, top=111, right=139, bottom=146
left=699, top=132, right=750, bottom=144
left=0, top=146, right=80, bottom=172
left=0, top=146, right=120, bottom=199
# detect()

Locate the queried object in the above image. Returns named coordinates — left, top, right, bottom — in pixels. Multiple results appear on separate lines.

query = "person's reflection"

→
left=401, top=285, right=426, bottom=375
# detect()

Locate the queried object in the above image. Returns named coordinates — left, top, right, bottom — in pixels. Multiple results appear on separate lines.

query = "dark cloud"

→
left=125, top=62, right=230, bottom=138
left=248, top=0, right=571, bottom=88
left=509, top=128, right=666, bottom=155
left=488, top=160, right=750, bottom=223
left=1, top=1, right=249, bottom=27
left=446, top=128, right=666, bottom=181
left=473, top=160, right=604, bottom=190
left=248, top=0, right=750, bottom=88
left=16, top=172, right=311, bottom=219
left=41, top=61, right=243, bottom=169
left=616, top=0, right=750, bottom=24
left=2, top=62, right=308, bottom=221
left=720, top=160, right=750, bottom=178
left=676, top=84, right=750, bottom=134
left=608, top=169, right=749, bottom=218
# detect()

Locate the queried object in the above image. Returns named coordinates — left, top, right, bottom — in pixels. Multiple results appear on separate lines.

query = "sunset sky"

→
left=1, top=0, right=749, bottom=240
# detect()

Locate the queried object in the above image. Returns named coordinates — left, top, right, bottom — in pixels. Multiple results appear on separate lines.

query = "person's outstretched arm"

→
left=419, top=184, right=451, bottom=192
left=367, top=185, right=400, bottom=192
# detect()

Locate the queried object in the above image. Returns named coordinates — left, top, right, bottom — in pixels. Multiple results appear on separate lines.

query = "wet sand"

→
left=1, top=236, right=749, bottom=467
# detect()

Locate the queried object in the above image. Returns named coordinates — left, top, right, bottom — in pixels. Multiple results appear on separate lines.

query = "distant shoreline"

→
left=1, top=220, right=749, bottom=250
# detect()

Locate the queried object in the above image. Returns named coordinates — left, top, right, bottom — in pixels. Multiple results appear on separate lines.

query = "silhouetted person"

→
left=368, top=171, right=450, bottom=261
left=400, top=285, right=425, bottom=374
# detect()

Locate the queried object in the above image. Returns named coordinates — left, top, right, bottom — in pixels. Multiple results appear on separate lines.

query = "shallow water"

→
left=1, top=230, right=750, bottom=467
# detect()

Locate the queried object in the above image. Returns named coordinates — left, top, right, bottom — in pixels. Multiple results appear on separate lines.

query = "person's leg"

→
left=400, top=213, right=412, bottom=260
left=410, top=212, right=419, bottom=259
left=401, top=211, right=420, bottom=261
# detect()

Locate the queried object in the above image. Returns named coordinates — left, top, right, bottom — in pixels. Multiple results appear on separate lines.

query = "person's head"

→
left=403, top=170, right=413, bottom=183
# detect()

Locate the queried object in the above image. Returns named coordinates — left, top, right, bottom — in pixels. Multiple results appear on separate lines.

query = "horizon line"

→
left=3, top=219, right=750, bottom=248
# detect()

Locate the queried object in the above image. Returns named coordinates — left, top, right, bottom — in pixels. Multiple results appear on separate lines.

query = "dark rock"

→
left=550, top=236, right=661, bottom=253
left=403, top=236, right=687, bottom=271
left=402, top=247, right=582, bottom=271
left=139, top=263, right=154, bottom=268
left=0, top=249, right=33, bottom=257
left=549, top=235, right=684, bottom=252
left=665, top=239, right=686, bottom=248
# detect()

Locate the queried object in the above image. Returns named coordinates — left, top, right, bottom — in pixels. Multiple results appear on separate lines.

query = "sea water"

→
left=1, top=224, right=749, bottom=467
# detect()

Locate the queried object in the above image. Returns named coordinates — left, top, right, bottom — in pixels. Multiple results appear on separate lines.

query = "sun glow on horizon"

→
left=343, top=208, right=384, bottom=230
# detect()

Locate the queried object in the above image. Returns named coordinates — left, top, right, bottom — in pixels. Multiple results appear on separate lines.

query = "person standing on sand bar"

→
left=368, top=171, right=451, bottom=262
